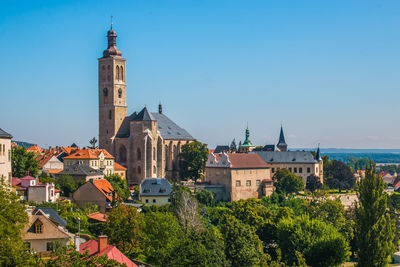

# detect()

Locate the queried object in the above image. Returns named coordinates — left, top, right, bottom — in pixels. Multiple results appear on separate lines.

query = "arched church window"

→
left=153, top=147, right=156, bottom=160
left=118, top=88, right=122, bottom=98
left=103, top=88, right=108, bottom=96
left=109, top=110, right=112, bottom=120
left=121, top=66, right=124, bottom=81
left=137, top=166, right=141, bottom=174
left=137, top=148, right=141, bottom=161
left=153, top=166, right=156, bottom=175
left=116, top=66, right=120, bottom=80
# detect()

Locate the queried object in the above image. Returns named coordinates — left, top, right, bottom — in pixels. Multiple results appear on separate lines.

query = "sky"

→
left=1, top=0, right=400, bottom=149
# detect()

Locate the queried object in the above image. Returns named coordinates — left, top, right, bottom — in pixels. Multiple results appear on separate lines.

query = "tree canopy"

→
left=324, top=160, right=355, bottom=191
left=179, top=141, right=209, bottom=181
left=273, top=168, right=304, bottom=195
left=11, top=146, right=39, bottom=178
left=105, top=174, right=130, bottom=201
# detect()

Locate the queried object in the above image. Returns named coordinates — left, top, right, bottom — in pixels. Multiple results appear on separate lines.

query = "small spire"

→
left=315, top=143, right=322, bottom=161
left=110, top=16, right=113, bottom=29
left=159, top=102, right=162, bottom=114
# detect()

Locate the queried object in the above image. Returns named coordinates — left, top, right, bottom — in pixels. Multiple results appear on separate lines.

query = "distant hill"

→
left=12, top=140, right=35, bottom=149
left=293, top=148, right=400, bottom=154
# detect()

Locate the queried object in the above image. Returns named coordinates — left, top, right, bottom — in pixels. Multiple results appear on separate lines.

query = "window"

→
left=46, top=242, right=54, bottom=252
left=289, top=168, right=292, bottom=172
left=35, top=220, right=43, bottom=233
left=307, top=167, right=311, bottom=173
left=246, top=180, right=251, bottom=187
left=271, top=168, right=275, bottom=173
left=121, top=66, right=124, bottom=80
left=137, top=148, right=141, bottom=160
left=145, top=199, right=149, bottom=203
left=103, top=88, right=108, bottom=96
left=108, top=110, right=112, bottom=120
left=118, top=88, right=122, bottom=98
left=256, top=180, right=260, bottom=186
left=299, top=168, right=303, bottom=173
left=294, top=168, right=297, bottom=173
left=116, top=65, right=120, bottom=80
left=236, top=180, right=241, bottom=187
left=168, top=198, right=171, bottom=202
left=138, top=166, right=141, bottom=174
left=153, top=147, right=156, bottom=160
left=153, top=166, right=156, bottom=174
left=153, top=199, right=156, bottom=203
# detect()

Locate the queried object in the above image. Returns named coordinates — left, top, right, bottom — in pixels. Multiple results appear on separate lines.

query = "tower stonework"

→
left=98, top=25, right=127, bottom=154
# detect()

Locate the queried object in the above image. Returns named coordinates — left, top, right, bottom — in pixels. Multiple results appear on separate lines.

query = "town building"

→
left=139, top=178, right=173, bottom=206
left=56, top=163, right=104, bottom=182
left=205, top=152, right=273, bottom=201
left=22, top=209, right=71, bottom=255
left=38, top=154, right=63, bottom=174
left=80, top=236, right=137, bottom=267
left=12, top=176, right=58, bottom=203
left=0, top=128, right=12, bottom=186
left=33, top=207, right=67, bottom=229
left=114, top=162, right=127, bottom=179
left=73, top=179, right=117, bottom=212
left=63, top=148, right=115, bottom=176
left=97, top=24, right=194, bottom=186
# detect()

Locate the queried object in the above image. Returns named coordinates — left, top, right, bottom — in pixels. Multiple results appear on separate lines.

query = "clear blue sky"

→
left=1, top=0, right=400, bottom=149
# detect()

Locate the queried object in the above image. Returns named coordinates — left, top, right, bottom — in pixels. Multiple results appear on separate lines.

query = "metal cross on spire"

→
left=110, top=16, right=113, bottom=29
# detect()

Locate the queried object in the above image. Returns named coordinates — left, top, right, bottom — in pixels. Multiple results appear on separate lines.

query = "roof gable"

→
left=0, top=128, right=12, bottom=139
left=140, top=178, right=172, bottom=196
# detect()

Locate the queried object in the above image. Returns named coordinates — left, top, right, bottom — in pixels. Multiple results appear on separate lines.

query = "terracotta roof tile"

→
left=63, top=149, right=114, bottom=160
left=92, top=179, right=117, bottom=202
left=27, top=145, right=43, bottom=153
left=215, top=153, right=269, bottom=169
left=114, top=162, right=127, bottom=171
left=87, top=212, right=108, bottom=222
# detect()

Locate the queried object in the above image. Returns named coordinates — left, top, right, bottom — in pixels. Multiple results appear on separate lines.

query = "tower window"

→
left=109, top=110, right=112, bottom=120
left=137, top=148, right=141, bottom=160
left=137, top=166, right=141, bottom=174
left=121, top=66, right=124, bottom=81
left=107, top=65, right=110, bottom=70
left=118, top=88, right=122, bottom=98
left=116, top=66, right=120, bottom=80
left=103, top=88, right=108, bottom=96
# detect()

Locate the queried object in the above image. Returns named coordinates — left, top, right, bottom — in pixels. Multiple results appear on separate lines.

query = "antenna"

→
left=110, top=16, right=113, bottom=29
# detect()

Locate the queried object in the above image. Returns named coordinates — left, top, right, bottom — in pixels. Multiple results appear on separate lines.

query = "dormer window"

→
left=34, top=220, right=43, bottom=233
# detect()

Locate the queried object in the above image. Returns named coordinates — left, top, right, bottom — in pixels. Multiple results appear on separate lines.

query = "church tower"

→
left=98, top=23, right=127, bottom=154
left=277, top=125, right=288, bottom=152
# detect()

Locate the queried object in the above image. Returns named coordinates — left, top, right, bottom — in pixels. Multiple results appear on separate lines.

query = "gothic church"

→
left=98, top=25, right=194, bottom=185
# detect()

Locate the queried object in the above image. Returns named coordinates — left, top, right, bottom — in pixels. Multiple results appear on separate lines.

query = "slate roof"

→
left=0, top=128, right=12, bottom=138
left=140, top=178, right=172, bottom=197
left=214, top=153, right=269, bottom=169
left=133, top=107, right=155, bottom=121
left=214, top=145, right=230, bottom=153
left=277, top=126, right=287, bottom=146
left=254, top=151, right=318, bottom=164
left=151, top=112, right=194, bottom=140
left=58, top=163, right=103, bottom=176
left=115, top=112, right=137, bottom=138
left=263, top=145, right=276, bottom=151
left=33, top=207, right=67, bottom=227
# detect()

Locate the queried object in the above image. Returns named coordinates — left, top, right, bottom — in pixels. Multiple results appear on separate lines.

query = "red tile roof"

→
left=48, top=169, right=63, bottom=174
left=215, top=153, right=269, bottom=169
left=63, top=149, right=114, bottom=160
left=92, top=179, right=117, bottom=202
left=87, top=212, right=108, bottom=222
left=27, top=145, right=43, bottom=154
left=62, top=146, right=80, bottom=155
left=11, top=178, right=21, bottom=186
left=80, top=239, right=137, bottom=267
left=114, top=162, right=127, bottom=171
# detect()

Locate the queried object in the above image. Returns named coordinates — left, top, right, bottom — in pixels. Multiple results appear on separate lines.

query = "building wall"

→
left=64, top=158, right=114, bottom=176
left=27, top=184, right=55, bottom=203
left=26, top=238, right=69, bottom=253
left=73, top=182, right=108, bottom=213
left=114, top=170, right=126, bottom=180
left=0, top=137, right=12, bottom=186
left=268, top=162, right=323, bottom=185
left=42, top=157, right=63, bottom=171
left=140, top=195, right=171, bottom=206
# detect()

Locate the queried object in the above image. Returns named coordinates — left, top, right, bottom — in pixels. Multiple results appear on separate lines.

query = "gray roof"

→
left=151, top=112, right=194, bottom=140
left=140, top=178, right=172, bottom=197
left=214, top=145, right=230, bottom=153
left=115, top=112, right=137, bottom=138
left=0, top=128, right=12, bottom=139
left=254, top=151, right=318, bottom=164
left=33, top=207, right=67, bottom=227
left=58, top=163, right=103, bottom=176
left=134, top=107, right=155, bottom=121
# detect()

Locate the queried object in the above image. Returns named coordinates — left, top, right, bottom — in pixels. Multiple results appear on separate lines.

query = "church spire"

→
left=277, top=125, right=288, bottom=152
left=103, top=19, right=122, bottom=57
left=315, top=144, right=322, bottom=161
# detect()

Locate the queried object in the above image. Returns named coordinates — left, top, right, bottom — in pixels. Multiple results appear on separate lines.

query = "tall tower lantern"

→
left=98, top=22, right=127, bottom=154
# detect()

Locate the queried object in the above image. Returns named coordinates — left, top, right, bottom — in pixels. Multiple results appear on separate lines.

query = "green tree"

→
left=39, top=172, right=56, bottom=184
left=179, top=140, right=208, bottom=181
left=355, top=162, right=396, bottom=266
left=305, top=174, right=322, bottom=192
left=195, top=189, right=215, bottom=207
left=104, top=204, right=144, bottom=258
left=0, top=179, right=40, bottom=266
left=57, top=174, right=79, bottom=197
left=273, top=169, right=304, bottom=195
left=277, top=214, right=349, bottom=267
left=11, top=146, right=39, bottom=178
left=230, top=138, right=237, bottom=152
left=105, top=174, right=130, bottom=201
left=222, top=215, right=265, bottom=267
left=139, top=212, right=182, bottom=266
left=89, top=137, right=98, bottom=149
left=324, top=160, right=355, bottom=192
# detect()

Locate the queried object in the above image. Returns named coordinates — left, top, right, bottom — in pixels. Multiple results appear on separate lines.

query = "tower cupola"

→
left=103, top=23, right=122, bottom=58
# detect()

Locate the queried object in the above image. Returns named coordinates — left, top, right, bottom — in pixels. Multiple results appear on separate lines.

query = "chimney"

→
left=98, top=236, right=108, bottom=252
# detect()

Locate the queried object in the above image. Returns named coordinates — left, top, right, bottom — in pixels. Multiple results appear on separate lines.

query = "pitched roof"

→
left=33, top=207, right=67, bottom=227
left=92, top=179, right=116, bottom=202
left=254, top=151, right=318, bottom=164
left=151, top=112, right=194, bottom=140
left=22, top=210, right=71, bottom=241
left=11, top=177, right=22, bottom=186
left=277, top=126, right=287, bottom=146
left=38, top=154, right=61, bottom=169
left=133, top=107, right=155, bottom=121
left=140, top=178, right=172, bottom=196
left=114, top=162, right=127, bottom=171
left=63, top=149, right=114, bottom=160
left=215, top=153, right=269, bottom=169
left=48, top=169, right=63, bottom=174
left=58, top=163, right=103, bottom=176
left=115, top=112, right=137, bottom=138
left=0, top=128, right=12, bottom=139
left=214, top=145, right=230, bottom=154
left=79, top=239, right=137, bottom=267
left=27, top=145, right=43, bottom=154
left=61, top=146, right=80, bottom=155
left=87, top=212, right=108, bottom=222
